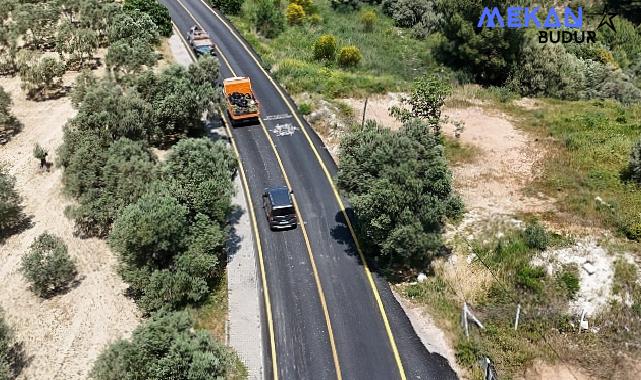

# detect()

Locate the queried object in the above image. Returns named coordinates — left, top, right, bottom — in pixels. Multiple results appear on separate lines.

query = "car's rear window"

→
left=273, top=206, right=294, bottom=217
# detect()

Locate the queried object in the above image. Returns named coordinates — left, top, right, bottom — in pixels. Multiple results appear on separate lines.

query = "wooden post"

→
left=361, top=96, right=369, bottom=128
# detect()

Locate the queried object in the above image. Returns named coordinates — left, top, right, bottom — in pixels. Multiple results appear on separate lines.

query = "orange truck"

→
left=223, top=77, right=259, bottom=124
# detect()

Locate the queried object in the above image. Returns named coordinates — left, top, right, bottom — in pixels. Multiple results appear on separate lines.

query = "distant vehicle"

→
left=223, top=77, right=260, bottom=124
left=188, top=25, right=216, bottom=57
left=262, top=186, right=297, bottom=230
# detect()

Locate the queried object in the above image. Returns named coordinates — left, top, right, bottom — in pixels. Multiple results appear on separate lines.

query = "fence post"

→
left=514, top=303, right=521, bottom=331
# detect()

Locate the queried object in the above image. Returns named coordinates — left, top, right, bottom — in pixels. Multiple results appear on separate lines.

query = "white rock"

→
left=417, top=272, right=427, bottom=283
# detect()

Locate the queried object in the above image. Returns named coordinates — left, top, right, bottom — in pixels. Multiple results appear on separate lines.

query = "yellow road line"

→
left=194, top=1, right=407, bottom=378
left=258, top=119, right=343, bottom=380
left=171, top=10, right=280, bottom=379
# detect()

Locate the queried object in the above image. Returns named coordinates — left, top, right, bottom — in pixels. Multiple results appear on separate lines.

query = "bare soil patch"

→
left=0, top=72, right=140, bottom=380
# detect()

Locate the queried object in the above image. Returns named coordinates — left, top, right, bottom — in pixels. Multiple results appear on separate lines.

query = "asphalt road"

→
left=161, top=1, right=459, bottom=379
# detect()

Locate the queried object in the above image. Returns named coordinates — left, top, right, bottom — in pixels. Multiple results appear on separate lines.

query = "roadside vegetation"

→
left=1, top=0, right=245, bottom=377
left=215, top=0, right=641, bottom=377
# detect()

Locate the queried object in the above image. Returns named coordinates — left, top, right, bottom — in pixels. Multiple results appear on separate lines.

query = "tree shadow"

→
left=225, top=204, right=244, bottom=263
left=36, top=273, right=84, bottom=300
left=329, top=207, right=365, bottom=265
left=0, top=214, right=34, bottom=244
left=0, top=117, right=24, bottom=145
left=7, top=341, right=32, bottom=379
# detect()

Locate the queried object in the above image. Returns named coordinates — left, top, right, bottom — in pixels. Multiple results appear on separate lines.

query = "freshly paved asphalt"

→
left=161, top=1, right=459, bottom=379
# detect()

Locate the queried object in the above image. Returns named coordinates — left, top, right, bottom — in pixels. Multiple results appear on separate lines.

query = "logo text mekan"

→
left=478, top=6, right=596, bottom=43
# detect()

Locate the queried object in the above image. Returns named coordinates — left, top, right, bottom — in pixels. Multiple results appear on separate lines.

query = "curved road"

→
left=161, top=1, right=458, bottom=379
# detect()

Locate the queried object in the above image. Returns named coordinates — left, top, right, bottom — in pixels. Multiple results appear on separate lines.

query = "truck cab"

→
left=223, top=77, right=260, bottom=124
left=262, top=186, right=297, bottom=230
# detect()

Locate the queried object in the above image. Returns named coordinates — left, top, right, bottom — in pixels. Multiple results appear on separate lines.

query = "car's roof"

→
left=267, top=186, right=292, bottom=207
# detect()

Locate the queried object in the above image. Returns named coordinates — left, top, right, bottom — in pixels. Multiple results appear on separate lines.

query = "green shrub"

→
left=251, top=0, right=285, bottom=38
left=516, top=265, right=546, bottom=294
left=123, top=0, right=172, bottom=37
left=0, top=166, right=24, bottom=237
left=161, top=138, right=236, bottom=223
left=32, top=143, right=47, bottom=161
left=286, top=3, right=305, bottom=25
left=360, top=9, right=377, bottom=32
left=455, top=339, right=482, bottom=367
left=627, top=139, right=641, bottom=186
left=337, top=45, right=362, bottom=67
left=20, top=233, right=77, bottom=297
left=558, top=264, right=580, bottom=299
left=308, top=13, right=322, bottom=25
left=290, top=0, right=314, bottom=14
left=91, top=311, right=238, bottom=380
left=298, top=102, right=312, bottom=115
left=18, top=56, right=66, bottom=100
left=337, top=118, right=462, bottom=269
left=331, top=0, right=360, bottom=11
left=313, top=34, right=337, bottom=61
left=522, top=222, right=548, bottom=251
left=210, top=0, right=245, bottom=15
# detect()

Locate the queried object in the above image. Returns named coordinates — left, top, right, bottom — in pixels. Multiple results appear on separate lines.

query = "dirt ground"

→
left=0, top=72, right=140, bottom=379
left=343, top=95, right=555, bottom=221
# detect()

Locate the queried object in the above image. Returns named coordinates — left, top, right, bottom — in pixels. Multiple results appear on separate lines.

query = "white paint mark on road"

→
left=264, top=114, right=292, bottom=121
left=271, top=123, right=298, bottom=137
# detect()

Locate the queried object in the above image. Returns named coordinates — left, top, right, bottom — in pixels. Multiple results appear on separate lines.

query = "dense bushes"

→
left=287, top=3, right=306, bottom=25
left=90, top=311, right=237, bottom=380
left=211, top=0, right=246, bottom=15
left=106, top=10, right=159, bottom=77
left=57, top=55, right=231, bottom=311
left=508, top=37, right=641, bottom=103
left=20, top=233, right=77, bottom=297
left=313, top=34, right=337, bottom=61
left=108, top=139, right=235, bottom=313
left=250, top=0, right=285, bottom=38
left=0, top=166, right=24, bottom=238
left=123, top=0, right=172, bottom=37
left=382, top=0, right=440, bottom=38
left=338, top=119, right=462, bottom=269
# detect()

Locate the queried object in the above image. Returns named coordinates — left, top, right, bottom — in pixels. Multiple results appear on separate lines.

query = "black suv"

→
left=262, top=186, right=297, bottom=230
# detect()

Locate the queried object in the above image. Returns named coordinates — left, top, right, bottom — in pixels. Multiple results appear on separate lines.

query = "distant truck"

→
left=188, top=25, right=216, bottom=57
left=223, top=77, right=260, bottom=124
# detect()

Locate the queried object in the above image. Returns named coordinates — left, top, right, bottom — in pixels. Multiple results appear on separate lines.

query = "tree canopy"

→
left=90, top=311, right=237, bottom=380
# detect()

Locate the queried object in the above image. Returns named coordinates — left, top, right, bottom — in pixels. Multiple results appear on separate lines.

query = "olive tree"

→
left=0, top=166, right=24, bottom=238
left=13, top=1, right=60, bottom=49
left=19, top=56, right=66, bottom=100
left=161, top=138, right=236, bottom=223
left=91, top=311, right=238, bottom=380
left=106, top=10, right=159, bottom=78
left=20, top=232, right=77, bottom=297
left=65, top=137, right=158, bottom=237
left=123, top=0, right=172, bottom=37
left=56, top=22, right=99, bottom=69
left=337, top=119, right=462, bottom=270
left=390, top=74, right=451, bottom=134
